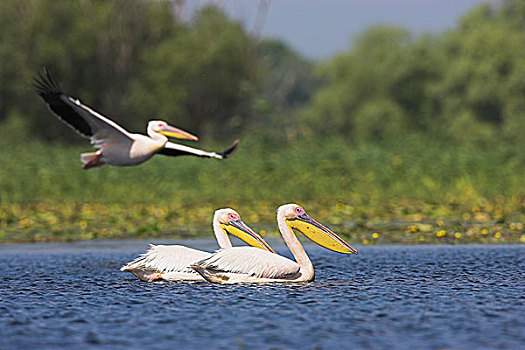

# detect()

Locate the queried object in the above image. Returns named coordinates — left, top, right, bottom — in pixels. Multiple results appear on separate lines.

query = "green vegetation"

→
left=0, top=0, right=523, bottom=244
left=1, top=135, right=522, bottom=244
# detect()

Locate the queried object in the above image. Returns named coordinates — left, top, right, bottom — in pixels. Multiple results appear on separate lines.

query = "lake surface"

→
left=0, top=240, right=523, bottom=350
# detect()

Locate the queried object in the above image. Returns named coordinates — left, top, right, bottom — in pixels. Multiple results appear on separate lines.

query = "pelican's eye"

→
left=295, top=207, right=305, bottom=215
left=228, top=213, right=239, bottom=221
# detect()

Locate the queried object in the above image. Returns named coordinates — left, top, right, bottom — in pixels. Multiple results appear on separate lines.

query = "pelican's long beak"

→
left=159, top=124, right=199, bottom=141
left=288, top=214, right=358, bottom=254
left=222, top=220, right=276, bottom=253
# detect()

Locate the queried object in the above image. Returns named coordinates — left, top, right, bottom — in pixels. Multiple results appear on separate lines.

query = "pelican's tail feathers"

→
left=81, top=152, right=103, bottom=169
left=190, top=263, right=227, bottom=283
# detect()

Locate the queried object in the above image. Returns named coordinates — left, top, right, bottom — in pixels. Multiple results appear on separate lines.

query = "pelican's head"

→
left=147, top=120, right=199, bottom=141
left=214, top=208, right=275, bottom=253
left=278, top=203, right=358, bottom=255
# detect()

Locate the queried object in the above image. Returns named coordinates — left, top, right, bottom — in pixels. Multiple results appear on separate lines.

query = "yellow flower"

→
left=481, top=229, right=489, bottom=235
left=362, top=239, right=369, bottom=245
left=494, top=232, right=501, bottom=239
left=411, top=225, right=418, bottom=232
left=454, top=232, right=461, bottom=239
left=436, top=230, right=446, bottom=237
left=520, top=235, right=525, bottom=244
left=372, top=232, right=379, bottom=239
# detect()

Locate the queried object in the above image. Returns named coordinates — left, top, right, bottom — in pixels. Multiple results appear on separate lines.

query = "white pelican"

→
left=120, top=208, right=275, bottom=282
left=191, top=204, right=358, bottom=283
left=34, top=69, right=239, bottom=169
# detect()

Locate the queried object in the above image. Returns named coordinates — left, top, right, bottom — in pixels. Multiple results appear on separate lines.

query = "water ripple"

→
left=0, top=244, right=523, bottom=349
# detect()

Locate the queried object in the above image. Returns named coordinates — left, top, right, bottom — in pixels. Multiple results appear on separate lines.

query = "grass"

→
left=0, top=134, right=523, bottom=244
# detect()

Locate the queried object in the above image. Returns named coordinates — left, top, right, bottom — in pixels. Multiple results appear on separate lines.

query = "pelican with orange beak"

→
left=192, top=204, right=358, bottom=283
left=34, top=68, right=238, bottom=169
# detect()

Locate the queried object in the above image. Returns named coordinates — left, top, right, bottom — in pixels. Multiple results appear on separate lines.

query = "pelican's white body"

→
left=193, top=246, right=302, bottom=283
left=87, top=132, right=164, bottom=167
left=121, top=245, right=212, bottom=281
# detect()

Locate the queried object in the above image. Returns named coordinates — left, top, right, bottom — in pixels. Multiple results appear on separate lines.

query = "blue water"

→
left=0, top=241, right=523, bottom=350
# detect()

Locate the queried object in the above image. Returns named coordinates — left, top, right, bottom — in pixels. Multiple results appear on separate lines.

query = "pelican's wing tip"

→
left=219, top=139, right=240, bottom=159
left=33, top=67, right=62, bottom=96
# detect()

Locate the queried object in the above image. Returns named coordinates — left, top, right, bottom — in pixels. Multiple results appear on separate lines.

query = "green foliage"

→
left=2, top=0, right=522, bottom=146
left=305, top=26, right=444, bottom=140
left=0, top=0, right=176, bottom=141
left=256, top=39, right=320, bottom=110
left=0, top=136, right=523, bottom=243
left=0, top=1, right=523, bottom=244
left=130, top=6, right=257, bottom=138
left=0, top=1, right=260, bottom=141
left=306, top=1, right=525, bottom=146
left=435, top=2, right=525, bottom=145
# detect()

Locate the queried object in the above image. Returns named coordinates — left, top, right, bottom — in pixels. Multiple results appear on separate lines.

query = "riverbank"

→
left=1, top=200, right=523, bottom=244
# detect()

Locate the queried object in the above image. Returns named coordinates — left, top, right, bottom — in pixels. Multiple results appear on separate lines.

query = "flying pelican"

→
left=33, top=69, right=239, bottom=169
left=191, top=204, right=358, bottom=283
left=120, top=208, right=275, bottom=282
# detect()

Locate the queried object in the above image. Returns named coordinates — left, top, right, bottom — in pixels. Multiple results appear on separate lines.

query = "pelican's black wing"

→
left=34, top=68, right=93, bottom=137
left=33, top=68, right=131, bottom=141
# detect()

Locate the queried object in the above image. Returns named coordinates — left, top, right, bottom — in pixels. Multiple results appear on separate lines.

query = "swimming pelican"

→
left=33, top=69, right=239, bottom=169
left=191, top=204, right=358, bottom=283
left=120, top=208, right=275, bottom=282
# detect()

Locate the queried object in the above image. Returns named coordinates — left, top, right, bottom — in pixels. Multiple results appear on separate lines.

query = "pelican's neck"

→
left=147, top=127, right=169, bottom=147
left=212, top=214, right=233, bottom=249
left=277, top=210, right=314, bottom=281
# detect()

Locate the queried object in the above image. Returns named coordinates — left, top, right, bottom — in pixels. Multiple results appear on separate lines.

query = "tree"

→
left=0, top=1, right=263, bottom=142
left=256, top=39, right=320, bottom=111
left=304, top=26, right=429, bottom=141
left=303, top=1, right=525, bottom=145
left=130, top=6, right=258, bottom=140
left=0, top=0, right=174, bottom=141
left=434, top=2, right=525, bottom=143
